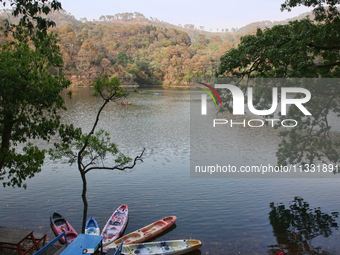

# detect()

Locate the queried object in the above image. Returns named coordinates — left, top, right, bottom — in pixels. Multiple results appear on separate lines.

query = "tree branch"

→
left=83, top=155, right=99, bottom=170
left=85, top=148, right=145, bottom=173
left=276, top=38, right=292, bottom=48
left=307, top=43, right=340, bottom=50
left=77, top=96, right=112, bottom=169
left=316, top=61, right=340, bottom=68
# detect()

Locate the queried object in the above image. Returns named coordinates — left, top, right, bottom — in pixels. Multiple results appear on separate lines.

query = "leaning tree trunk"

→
left=81, top=171, right=88, bottom=233
left=0, top=113, right=15, bottom=171
left=77, top=98, right=110, bottom=233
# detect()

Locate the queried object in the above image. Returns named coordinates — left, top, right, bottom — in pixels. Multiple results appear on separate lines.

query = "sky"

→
left=60, top=0, right=312, bottom=31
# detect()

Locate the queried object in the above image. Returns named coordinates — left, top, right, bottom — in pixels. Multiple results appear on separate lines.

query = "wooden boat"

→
left=107, top=239, right=202, bottom=255
left=50, top=212, right=78, bottom=243
left=85, top=216, right=100, bottom=235
left=101, top=204, right=129, bottom=246
left=119, top=102, right=132, bottom=105
left=154, top=93, right=162, bottom=95
left=103, top=216, right=177, bottom=250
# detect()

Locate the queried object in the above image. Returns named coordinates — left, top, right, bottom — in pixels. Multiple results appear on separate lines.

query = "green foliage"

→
left=217, top=3, right=340, bottom=166
left=49, top=74, right=135, bottom=174
left=217, top=18, right=340, bottom=78
left=116, top=51, right=129, bottom=67
left=127, top=60, right=158, bottom=85
left=141, top=36, right=149, bottom=48
left=93, top=74, right=127, bottom=99
left=49, top=124, right=81, bottom=164
left=50, top=127, right=131, bottom=168
left=281, top=0, right=340, bottom=22
left=2, top=144, right=45, bottom=189
left=0, top=20, right=70, bottom=188
left=1, top=0, right=62, bottom=39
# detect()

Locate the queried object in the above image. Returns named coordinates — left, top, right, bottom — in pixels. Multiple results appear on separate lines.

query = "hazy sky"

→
left=60, top=0, right=312, bottom=30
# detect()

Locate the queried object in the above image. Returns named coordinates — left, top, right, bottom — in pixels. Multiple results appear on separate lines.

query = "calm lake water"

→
left=1, top=87, right=340, bottom=254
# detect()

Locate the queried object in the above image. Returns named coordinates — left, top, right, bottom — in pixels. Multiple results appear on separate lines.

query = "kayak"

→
left=50, top=212, right=78, bottom=244
left=106, top=239, right=202, bottom=255
left=154, top=93, right=162, bottom=95
left=85, top=217, right=100, bottom=235
left=119, top=102, right=132, bottom=105
left=103, top=216, right=177, bottom=250
left=101, top=204, right=129, bottom=246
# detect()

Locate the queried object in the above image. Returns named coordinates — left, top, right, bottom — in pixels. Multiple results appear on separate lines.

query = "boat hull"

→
left=103, top=216, right=177, bottom=251
left=107, top=239, right=202, bottom=255
left=101, top=204, right=129, bottom=246
left=85, top=217, right=100, bottom=235
left=50, top=212, right=78, bottom=244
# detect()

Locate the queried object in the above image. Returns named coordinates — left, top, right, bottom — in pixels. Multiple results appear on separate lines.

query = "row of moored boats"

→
left=50, top=204, right=202, bottom=255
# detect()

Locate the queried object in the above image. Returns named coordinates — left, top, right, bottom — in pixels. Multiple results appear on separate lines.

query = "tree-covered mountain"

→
left=0, top=9, right=313, bottom=86
left=52, top=21, right=232, bottom=86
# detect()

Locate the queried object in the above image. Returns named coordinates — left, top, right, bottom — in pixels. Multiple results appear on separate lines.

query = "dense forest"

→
left=54, top=22, right=237, bottom=86
left=0, top=9, right=311, bottom=86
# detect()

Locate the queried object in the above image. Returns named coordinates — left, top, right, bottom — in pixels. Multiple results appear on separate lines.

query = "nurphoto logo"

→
left=198, top=82, right=311, bottom=128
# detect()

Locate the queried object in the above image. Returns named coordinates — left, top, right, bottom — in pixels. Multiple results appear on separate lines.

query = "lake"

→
left=1, top=87, right=340, bottom=254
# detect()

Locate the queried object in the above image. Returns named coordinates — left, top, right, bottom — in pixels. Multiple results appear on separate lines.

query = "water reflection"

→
left=268, top=197, right=338, bottom=255
left=2, top=88, right=340, bottom=254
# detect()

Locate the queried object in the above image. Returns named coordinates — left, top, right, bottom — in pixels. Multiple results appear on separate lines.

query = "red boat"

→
left=50, top=212, right=78, bottom=243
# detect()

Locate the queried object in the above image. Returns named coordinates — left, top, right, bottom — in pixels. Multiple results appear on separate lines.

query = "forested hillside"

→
left=0, top=9, right=311, bottom=86
left=51, top=22, right=236, bottom=86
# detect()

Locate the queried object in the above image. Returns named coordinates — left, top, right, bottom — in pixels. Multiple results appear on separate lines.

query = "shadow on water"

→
left=268, top=197, right=339, bottom=255
left=119, top=215, right=129, bottom=237
left=186, top=250, right=202, bottom=255
left=147, top=223, right=177, bottom=242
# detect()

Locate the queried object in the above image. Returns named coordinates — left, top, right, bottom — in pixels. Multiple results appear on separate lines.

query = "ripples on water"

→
left=1, top=87, right=340, bottom=254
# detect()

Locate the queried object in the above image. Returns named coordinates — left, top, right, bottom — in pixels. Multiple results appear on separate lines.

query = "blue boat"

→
left=154, top=93, right=163, bottom=95
left=85, top=217, right=100, bottom=235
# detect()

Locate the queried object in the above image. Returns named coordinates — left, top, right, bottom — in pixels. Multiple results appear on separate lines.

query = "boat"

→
left=119, top=102, right=132, bottom=105
left=154, top=93, right=162, bottom=95
left=106, top=239, right=202, bottom=255
left=50, top=212, right=78, bottom=244
left=101, top=204, right=129, bottom=246
left=103, top=216, right=177, bottom=251
left=85, top=216, right=100, bottom=235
